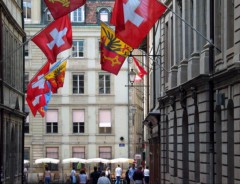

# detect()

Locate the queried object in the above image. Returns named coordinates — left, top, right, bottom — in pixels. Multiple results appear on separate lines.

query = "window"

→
left=46, top=110, right=58, bottom=133
left=72, top=147, right=85, bottom=158
left=73, top=110, right=85, bottom=133
left=24, top=147, right=30, bottom=160
left=71, top=7, right=85, bottom=23
left=99, top=9, right=109, bottom=22
left=24, top=72, right=29, bottom=92
left=46, top=147, right=58, bottom=171
left=99, top=110, right=111, bottom=134
left=73, top=74, right=84, bottom=94
left=99, top=147, right=111, bottom=159
left=99, top=74, right=110, bottom=94
left=24, top=41, right=29, bottom=57
left=23, top=0, right=31, bottom=21
left=46, top=10, right=54, bottom=21
left=72, top=40, right=84, bottom=57
left=72, top=147, right=85, bottom=169
left=24, top=115, right=29, bottom=133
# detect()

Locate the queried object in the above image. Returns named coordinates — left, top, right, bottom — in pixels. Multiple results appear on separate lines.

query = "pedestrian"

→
left=79, top=169, right=88, bottom=184
left=44, top=166, right=51, bottom=184
left=24, top=167, right=28, bottom=183
left=105, top=167, right=111, bottom=179
left=133, top=165, right=144, bottom=184
left=125, top=166, right=131, bottom=184
left=115, top=164, right=122, bottom=184
left=143, top=166, right=150, bottom=184
left=70, top=166, right=77, bottom=183
left=128, top=164, right=136, bottom=184
left=97, top=172, right=111, bottom=184
left=90, top=166, right=101, bottom=184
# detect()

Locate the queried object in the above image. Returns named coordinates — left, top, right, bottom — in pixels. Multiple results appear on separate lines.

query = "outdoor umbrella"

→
left=62, top=158, right=87, bottom=164
left=35, top=158, right=60, bottom=164
left=24, top=160, right=30, bottom=164
left=110, top=158, right=134, bottom=164
left=86, top=158, right=110, bottom=164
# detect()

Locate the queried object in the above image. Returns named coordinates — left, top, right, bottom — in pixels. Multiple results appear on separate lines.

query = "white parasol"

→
left=62, top=158, right=87, bottom=164
left=35, top=158, right=60, bottom=164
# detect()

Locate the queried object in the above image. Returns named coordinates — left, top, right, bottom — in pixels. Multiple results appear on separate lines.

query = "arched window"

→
left=97, top=7, right=111, bottom=24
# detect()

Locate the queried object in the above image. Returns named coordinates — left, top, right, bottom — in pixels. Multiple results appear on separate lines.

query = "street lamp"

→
left=129, top=69, right=136, bottom=86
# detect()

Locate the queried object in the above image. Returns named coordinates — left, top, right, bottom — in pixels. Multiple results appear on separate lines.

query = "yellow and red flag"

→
left=100, top=22, right=132, bottom=75
left=44, top=0, right=86, bottom=20
left=45, top=60, right=67, bottom=93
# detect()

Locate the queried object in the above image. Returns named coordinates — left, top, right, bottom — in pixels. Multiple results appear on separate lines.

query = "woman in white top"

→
left=79, top=169, right=88, bottom=184
left=105, top=167, right=111, bottom=179
left=143, top=166, right=150, bottom=184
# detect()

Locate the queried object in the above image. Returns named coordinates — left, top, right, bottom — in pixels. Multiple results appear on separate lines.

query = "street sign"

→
left=119, top=143, right=125, bottom=147
left=135, top=154, right=141, bottom=160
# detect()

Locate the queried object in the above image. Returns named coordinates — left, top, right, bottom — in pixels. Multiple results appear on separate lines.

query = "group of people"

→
left=69, top=164, right=150, bottom=184
left=43, top=164, right=149, bottom=184
left=70, top=166, right=111, bottom=184
left=125, top=164, right=150, bottom=184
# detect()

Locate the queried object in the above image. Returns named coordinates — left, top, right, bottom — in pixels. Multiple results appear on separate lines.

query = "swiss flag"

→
left=26, top=62, right=51, bottom=116
left=26, top=62, right=50, bottom=100
left=32, top=15, right=72, bottom=64
left=44, top=0, right=86, bottom=20
left=133, top=56, right=147, bottom=82
left=26, top=94, right=47, bottom=117
left=111, top=0, right=166, bottom=48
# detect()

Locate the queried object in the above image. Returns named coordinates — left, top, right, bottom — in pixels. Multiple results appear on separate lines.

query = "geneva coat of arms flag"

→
left=100, top=22, right=132, bottom=75
left=45, top=60, right=67, bottom=93
left=32, top=15, right=72, bottom=64
left=44, top=0, right=86, bottom=20
left=111, top=0, right=166, bottom=48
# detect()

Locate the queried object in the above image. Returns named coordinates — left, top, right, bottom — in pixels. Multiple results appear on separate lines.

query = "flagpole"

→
left=164, top=4, right=221, bottom=53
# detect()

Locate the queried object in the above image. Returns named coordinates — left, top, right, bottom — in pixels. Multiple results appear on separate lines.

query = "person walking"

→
left=44, top=166, right=51, bottom=184
left=105, top=167, right=111, bottom=180
left=143, top=166, right=150, bottom=184
left=133, top=165, right=144, bottom=184
left=90, top=166, right=101, bottom=184
left=128, top=164, right=136, bottom=184
left=115, top=164, right=122, bottom=184
left=97, top=172, right=111, bottom=184
left=79, top=169, right=88, bottom=184
left=70, top=167, right=77, bottom=184
left=125, top=166, right=131, bottom=184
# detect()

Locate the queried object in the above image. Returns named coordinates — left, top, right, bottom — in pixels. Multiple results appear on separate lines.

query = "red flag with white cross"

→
left=32, top=15, right=72, bottom=64
left=26, top=62, right=51, bottom=116
left=111, top=0, right=166, bottom=48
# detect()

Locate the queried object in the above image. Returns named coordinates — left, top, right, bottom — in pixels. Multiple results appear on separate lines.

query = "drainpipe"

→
left=209, top=0, right=215, bottom=183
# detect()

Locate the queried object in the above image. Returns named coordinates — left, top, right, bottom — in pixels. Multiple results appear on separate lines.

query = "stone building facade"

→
left=145, top=0, right=240, bottom=183
left=23, top=0, right=143, bottom=182
left=0, top=0, right=25, bottom=184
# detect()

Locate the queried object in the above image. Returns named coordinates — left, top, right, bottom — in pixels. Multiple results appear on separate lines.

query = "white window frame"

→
left=99, top=110, right=112, bottom=134
left=99, top=74, right=110, bottom=94
left=23, top=0, right=31, bottom=23
left=72, top=40, right=84, bottom=58
left=72, top=74, right=84, bottom=94
left=72, top=110, right=85, bottom=133
left=71, top=6, right=85, bottom=23
left=72, top=147, right=85, bottom=158
left=99, top=146, right=111, bottom=159
left=46, top=110, right=58, bottom=134
left=100, top=9, right=109, bottom=22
